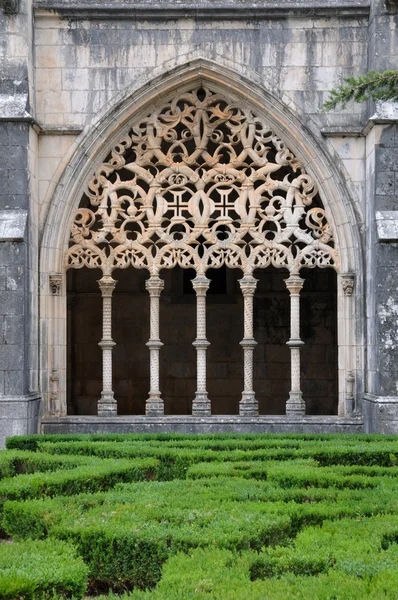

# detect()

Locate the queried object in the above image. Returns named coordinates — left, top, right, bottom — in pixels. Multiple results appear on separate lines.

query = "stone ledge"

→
left=41, top=415, right=364, bottom=435
left=0, top=394, right=41, bottom=448
left=364, top=394, right=398, bottom=404
left=34, top=0, right=371, bottom=20
left=375, top=211, right=398, bottom=242
left=0, top=210, right=28, bottom=242
left=321, top=126, right=364, bottom=137
left=363, top=394, right=398, bottom=434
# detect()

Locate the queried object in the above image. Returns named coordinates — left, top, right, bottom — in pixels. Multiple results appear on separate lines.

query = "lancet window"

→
left=65, top=86, right=339, bottom=417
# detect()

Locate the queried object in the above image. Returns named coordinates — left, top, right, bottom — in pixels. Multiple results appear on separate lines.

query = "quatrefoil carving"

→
left=66, top=87, right=339, bottom=276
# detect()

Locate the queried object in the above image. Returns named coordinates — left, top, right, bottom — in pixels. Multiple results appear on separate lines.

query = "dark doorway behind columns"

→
left=66, top=265, right=337, bottom=416
left=67, top=266, right=150, bottom=415
left=253, top=267, right=338, bottom=415
left=300, top=268, right=338, bottom=415
left=160, top=266, right=243, bottom=415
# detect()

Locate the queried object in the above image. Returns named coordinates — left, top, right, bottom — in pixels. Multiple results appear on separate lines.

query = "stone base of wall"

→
left=41, top=415, right=363, bottom=435
left=0, top=394, right=41, bottom=447
left=363, top=395, right=398, bottom=434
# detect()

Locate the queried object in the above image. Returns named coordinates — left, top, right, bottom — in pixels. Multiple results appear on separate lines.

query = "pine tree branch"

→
left=321, top=70, right=398, bottom=111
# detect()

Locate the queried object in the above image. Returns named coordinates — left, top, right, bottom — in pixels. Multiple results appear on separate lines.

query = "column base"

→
left=286, top=392, right=306, bottom=416
left=146, top=394, right=164, bottom=417
left=239, top=392, right=258, bottom=416
left=192, top=392, right=211, bottom=416
left=98, top=392, right=117, bottom=417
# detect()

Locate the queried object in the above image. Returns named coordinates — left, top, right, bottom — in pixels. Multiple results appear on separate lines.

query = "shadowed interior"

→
left=66, top=266, right=337, bottom=416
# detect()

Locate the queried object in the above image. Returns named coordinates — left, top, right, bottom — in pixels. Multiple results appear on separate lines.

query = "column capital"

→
left=285, top=274, right=304, bottom=295
left=239, top=276, right=258, bottom=296
left=145, top=276, right=165, bottom=296
left=341, top=273, right=355, bottom=296
left=192, top=274, right=210, bottom=295
left=98, top=275, right=117, bottom=296
left=49, top=273, right=63, bottom=296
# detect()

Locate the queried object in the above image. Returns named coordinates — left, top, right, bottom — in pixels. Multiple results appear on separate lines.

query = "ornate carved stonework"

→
left=49, top=273, right=62, bottom=295
left=385, top=0, right=398, bottom=14
left=0, top=0, right=19, bottom=14
left=66, top=87, right=338, bottom=277
left=341, top=274, right=355, bottom=296
left=49, top=368, right=60, bottom=414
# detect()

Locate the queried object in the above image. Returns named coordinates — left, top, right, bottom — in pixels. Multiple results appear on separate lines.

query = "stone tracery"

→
left=66, top=87, right=338, bottom=277
left=65, top=86, right=340, bottom=418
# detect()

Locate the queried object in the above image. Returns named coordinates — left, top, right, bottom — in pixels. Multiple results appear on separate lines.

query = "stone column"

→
left=340, top=273, right=355, bottom=415
left=239, top=276, right=258, bottom=416
left=97, top=275, right=117, bottom=416
left=145, top=276, right=164, bottom=416
left=285, top=274, right=305, bottom=415
left=192, top=274, right=211, bottom=416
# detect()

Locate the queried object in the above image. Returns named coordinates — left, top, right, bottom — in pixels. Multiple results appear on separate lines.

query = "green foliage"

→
left=322, top=70, right=398, bottom=110
left=93, top=544, right=398, bottom=600
left=0, top=450, right=91, bottom=479
left=7, top=432, right=397, bottom=451
left=3, top=433, right=398, bottom=597
left=0, top=538, right=88, bottom=599
left=0, top=457, right=158, bottom=520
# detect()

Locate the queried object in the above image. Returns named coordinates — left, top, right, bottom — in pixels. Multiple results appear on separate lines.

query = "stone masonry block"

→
left=7, top=170, right=29, bottom=196
left=379, top=124, right=398, bottom=148
left=0, top=291, right=24, bottom=316
left=376, top=172, right=395, bottom=195
left=376, top=147, right=398, bottom=172
left=4, top=369, right=24, bottom=396
left=0, top=344, right=24, bottom=371
left=0, top=268, right=6, bottom=291
left=3, top=315, right=24, bottom=345
left=0, top=241, right=25, bottom=266
left=6, top=265, right=23, bottom=291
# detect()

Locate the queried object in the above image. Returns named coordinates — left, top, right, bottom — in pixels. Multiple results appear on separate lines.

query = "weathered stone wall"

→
left=2, top=0, right=398, bottom=436
left=363, top=0, right=398, bottom=432
left=34, top=3, right=371, bottom=234
left=0, top=2, right=40, bottom=447
left=34, top=14, right=368, bottom=128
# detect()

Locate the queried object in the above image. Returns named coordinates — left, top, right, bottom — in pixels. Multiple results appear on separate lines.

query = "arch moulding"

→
left=40, top=58, right=364, bottom=420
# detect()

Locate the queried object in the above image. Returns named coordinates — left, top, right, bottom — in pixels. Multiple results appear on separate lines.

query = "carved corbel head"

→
left=49, top=273, right=63, bottom=296
left=341, top=274, right=355, bottom=297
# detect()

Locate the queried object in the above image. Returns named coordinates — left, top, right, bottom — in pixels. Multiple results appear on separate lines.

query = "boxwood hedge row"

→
left=2, top=433, right=398, bottom=599
left=0, top=538, right=88, bottom=599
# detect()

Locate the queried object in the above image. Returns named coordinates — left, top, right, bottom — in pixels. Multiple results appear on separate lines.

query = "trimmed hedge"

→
left=7, top=432, right=398, bottom=451
left=0, top=450, right=91, bottom=480
left=4, top=473, right=398, bottom=591
left=0, top=538, right=88, bottom=599
left=0, top=457, right=158, bottom=517
left=3, top=433, right=398, bottom=598
left=96, top=544, right=398, bottom=600
left=35, top=439, right=398, bottom=470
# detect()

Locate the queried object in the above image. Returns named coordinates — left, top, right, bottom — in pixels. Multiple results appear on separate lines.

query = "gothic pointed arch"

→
left=66, top=85, right=339, bottom=278
left=40, top=59, right=363, bottom=419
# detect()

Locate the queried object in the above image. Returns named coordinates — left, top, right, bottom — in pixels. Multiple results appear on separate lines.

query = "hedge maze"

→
left=2, top=434, right=398, bottom=599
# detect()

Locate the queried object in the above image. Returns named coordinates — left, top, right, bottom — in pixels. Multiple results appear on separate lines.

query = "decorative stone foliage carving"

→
left=49, top=273, right=62, bottom=295
left=65, top=86, right=341, bottom=418
left=66, top=87, right=338, bottom=277
left=341, top=274, right=355, bottom=296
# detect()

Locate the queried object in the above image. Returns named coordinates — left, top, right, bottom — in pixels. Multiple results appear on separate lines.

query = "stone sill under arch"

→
left=41, top=414, right=364, bottom=435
